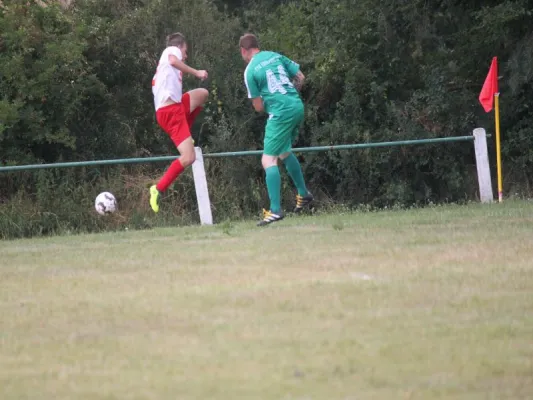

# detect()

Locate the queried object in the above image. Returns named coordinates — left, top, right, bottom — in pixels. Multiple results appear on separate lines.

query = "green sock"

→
left=283, top=153, right=308, bottom=196
left=265, top=165, right=281, bottom=213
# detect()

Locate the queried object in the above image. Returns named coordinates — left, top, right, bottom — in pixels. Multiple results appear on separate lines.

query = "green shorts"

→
left=263, top=104, right=304, bottom=156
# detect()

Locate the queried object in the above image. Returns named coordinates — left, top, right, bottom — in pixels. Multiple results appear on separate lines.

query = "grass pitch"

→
left=1, top=201, right=533, bottom=399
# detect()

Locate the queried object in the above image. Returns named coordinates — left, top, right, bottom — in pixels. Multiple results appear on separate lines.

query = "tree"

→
left=0, top=0, right=107, bottom=164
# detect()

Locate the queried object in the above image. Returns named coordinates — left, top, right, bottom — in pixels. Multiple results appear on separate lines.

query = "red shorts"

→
left=156, top=92, right=192, bottom=147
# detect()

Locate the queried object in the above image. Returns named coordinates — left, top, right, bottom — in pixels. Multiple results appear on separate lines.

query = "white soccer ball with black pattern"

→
left=94, top=192, right=117, bottom=215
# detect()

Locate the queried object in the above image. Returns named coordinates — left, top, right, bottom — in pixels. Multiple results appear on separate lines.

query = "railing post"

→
left=192, top=147, right=213, bottom=225
left=473, top=128, right=494, bottom=203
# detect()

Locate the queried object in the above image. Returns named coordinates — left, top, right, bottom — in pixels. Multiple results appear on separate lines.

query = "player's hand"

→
left=195, top=70, right=208, bottom=80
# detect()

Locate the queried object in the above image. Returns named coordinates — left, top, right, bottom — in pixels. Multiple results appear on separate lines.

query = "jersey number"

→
left=266, top=65, right=293, bottom=94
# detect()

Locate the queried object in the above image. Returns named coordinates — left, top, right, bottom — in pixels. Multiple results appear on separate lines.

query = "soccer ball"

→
left=94, top=192, right=117, bottom=215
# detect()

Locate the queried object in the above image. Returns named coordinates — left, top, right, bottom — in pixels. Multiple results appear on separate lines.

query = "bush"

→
left=1, top=0, right=532, bottom=239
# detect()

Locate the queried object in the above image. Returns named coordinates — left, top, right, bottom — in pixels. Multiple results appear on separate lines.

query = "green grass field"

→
left=1, top=201, right=533, bottom=399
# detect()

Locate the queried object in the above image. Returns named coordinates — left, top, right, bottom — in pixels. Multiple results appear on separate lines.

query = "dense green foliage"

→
left=1, top=0, right=532, bottom=238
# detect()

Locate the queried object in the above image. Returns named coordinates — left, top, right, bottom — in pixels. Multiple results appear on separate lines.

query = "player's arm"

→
left=244, top=69, right=263, bottom=112
left=169, top=55, right=208, bottom=80
left=292, top=71, right=305, bottom=91
left=281, top=54, right=304, bottom=90
left=251, top=97, right=264, bottom=112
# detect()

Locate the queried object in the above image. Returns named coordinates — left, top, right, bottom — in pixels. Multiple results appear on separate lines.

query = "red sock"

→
left=187, top=107, right=203, bottom=128
left=156, top=159, right=185, bottom=192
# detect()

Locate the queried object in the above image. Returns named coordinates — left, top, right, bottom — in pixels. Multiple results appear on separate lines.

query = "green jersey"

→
left=244, top=51, right=302, bottom=117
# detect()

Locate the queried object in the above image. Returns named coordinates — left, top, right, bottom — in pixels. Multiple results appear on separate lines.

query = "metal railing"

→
left=0, top=136, right=475, bottom=172
left=0, top=132, right=495, bottom=225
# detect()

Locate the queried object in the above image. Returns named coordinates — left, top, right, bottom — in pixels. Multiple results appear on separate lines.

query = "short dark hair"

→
left=166, top=32, right=186, bottom=48
left=239, top=33, right=259, bottom=50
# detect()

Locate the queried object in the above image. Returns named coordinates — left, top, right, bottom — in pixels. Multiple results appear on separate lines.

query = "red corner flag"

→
left=479, top=57, right=499, bottom=112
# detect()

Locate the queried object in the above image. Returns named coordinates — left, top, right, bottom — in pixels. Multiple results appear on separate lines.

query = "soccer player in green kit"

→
left=240, top=33, right=314, bottom=226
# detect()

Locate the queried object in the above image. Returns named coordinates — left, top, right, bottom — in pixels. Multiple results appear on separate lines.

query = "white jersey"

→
left=152, top=46, right=183, bottom=111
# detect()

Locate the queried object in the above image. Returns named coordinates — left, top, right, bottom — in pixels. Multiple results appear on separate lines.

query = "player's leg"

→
left=279, top=105, right=313, bottom=212
left=183, top=88, right=209, bottom=128
left=258, top=153, right=283, bottom=226
left=280, top=150, right=307, bottom=195
left=150, top=104, right=195, bottom=212
left=280, top=151, right=313, bottom=213
left=257, top=119, right=290, bottom=226
left=150, top=137, right=196, bottom=212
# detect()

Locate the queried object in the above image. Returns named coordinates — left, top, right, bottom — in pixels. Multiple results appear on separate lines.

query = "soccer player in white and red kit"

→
left=149, top=32, right=209, bottom=212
